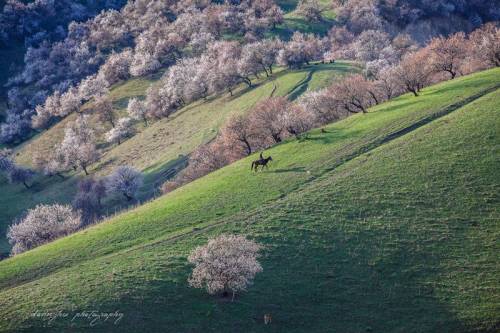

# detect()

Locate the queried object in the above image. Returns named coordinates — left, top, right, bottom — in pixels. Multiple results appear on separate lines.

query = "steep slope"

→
left=0, top=62, right=356, bottom=256
left=0, top=68, right=498, bottom=332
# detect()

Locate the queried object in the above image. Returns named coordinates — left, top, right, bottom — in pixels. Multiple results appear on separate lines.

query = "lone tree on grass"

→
left=188, top=234, right=263, bottom=301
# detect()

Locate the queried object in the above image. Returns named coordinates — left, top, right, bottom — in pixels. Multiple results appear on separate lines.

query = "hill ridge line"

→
left=323, top=84, right=500, bottom=174
left=1, top=84, right=497, bottom=293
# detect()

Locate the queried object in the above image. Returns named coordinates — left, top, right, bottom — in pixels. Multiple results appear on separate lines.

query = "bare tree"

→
left=180, top=139, right=232, bottom=183
left=188, top=234, right=263, bottom=300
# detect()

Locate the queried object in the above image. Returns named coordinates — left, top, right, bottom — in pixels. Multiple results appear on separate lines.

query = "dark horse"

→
left=251, top=152, right=273, bottom=172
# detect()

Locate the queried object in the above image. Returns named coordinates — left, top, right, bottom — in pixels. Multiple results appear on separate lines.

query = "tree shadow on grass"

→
left=50, top=213, right=472, bottom=333
left=271, top=167, right=306, bottom=173
left=304, top=128, right=363, bottom=145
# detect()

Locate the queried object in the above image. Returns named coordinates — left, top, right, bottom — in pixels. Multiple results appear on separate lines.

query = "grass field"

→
left=0, top=68, right=498, bottom=332
left=0, top=62, right=356, bottom=256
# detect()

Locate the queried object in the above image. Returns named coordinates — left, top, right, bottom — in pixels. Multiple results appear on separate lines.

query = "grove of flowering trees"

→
left=1, top=0, right=285, bottom=144
left=3, top=0, right=498, bottom=146
left=162, top=23, right=500, bottom=194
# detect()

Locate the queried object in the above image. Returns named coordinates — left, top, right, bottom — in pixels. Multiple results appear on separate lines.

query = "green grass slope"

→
left=0, top=68, right=498, bottom=332
left=272, top=0, right=336, bottom=39
left=0, top=62, right=356, bottom=256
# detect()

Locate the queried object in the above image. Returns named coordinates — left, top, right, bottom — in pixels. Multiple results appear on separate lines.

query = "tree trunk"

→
left=243, top=139, right=252, bottom=156
left=123, top=193, right=133, bottom=201
left=23, top=181, right=31, bottom=189
left=262, top=66, right=269, bottom=77
left=82, top=166, right=89, bottom=175
left=368, top=91, right=379, bottom=105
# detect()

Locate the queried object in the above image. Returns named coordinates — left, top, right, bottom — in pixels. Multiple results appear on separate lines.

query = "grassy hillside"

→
left=0, top=62, right=356, bottom=256
left=273, top=0, right=336, bottom=39
left=0, top=68, right=498, bottom=332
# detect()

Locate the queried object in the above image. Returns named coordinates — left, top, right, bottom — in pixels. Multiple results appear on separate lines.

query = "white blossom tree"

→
left=469, top=23, right=500, bottom=68
left=127, top=98, right=149, bottom=126
left=188, top=234, right=263, bottom=300
left=105, top=117, right=134, bottom=145
left=56, top=115, right=99, bottom=175
left=106, top=166, right=143, bottom=201
left=98, top=49, right=133, bottom=85
left=7, top=204, right=82, bottom=255
left=278, top=32, right=325, bottom=68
